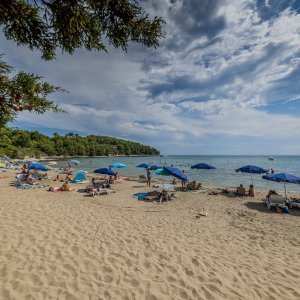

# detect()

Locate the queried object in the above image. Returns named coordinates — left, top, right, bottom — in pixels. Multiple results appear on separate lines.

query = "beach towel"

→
left=133, top=193, right=150, bottom=200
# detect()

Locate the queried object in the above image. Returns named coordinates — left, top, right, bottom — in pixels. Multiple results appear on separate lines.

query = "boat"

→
left=268, top=156, right=274, bottom=161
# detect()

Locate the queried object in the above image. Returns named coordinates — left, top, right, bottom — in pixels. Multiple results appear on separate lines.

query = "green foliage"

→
left=0, top=126, right=160, bottom=158
left=0, top=56, right=64, bottom=126
left=0, top=0, right=164, bottom=60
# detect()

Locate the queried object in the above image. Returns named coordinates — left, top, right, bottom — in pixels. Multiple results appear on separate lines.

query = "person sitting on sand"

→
left=235, top=184, right=246, bottom=196
left=108, top=176, right=114, bottom=184
left=65, top=174, right=73, bottom=182
left=186, top=181, right=196, bottom=190
left=25, top=174, right=39, bottom=185
left=60, top=182, right=74, bottom=192
left=266, top=189, right=278, bottom=200
left=248, top=184, right=255, bottom=197
left=159, top=189, right=169, bottom=204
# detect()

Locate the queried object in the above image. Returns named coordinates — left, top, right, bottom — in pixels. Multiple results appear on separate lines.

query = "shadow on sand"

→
left=245, top=201, right=300, bottom=216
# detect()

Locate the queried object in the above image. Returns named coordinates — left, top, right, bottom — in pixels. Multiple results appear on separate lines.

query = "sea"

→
left=46, top=155, right=300, bottom=193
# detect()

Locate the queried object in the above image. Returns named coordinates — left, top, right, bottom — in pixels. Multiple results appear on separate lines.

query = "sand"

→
left=0, top=170, right=300, bottom=300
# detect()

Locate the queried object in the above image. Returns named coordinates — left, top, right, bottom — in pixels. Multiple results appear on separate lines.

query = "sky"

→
left=2, top=0, right=300, bottom=155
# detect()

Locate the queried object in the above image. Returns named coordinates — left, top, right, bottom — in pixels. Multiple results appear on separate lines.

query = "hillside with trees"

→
left=0, top=127, right=160, bottom=158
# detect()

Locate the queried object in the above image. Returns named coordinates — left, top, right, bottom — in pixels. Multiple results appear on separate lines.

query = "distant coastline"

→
left=38, top=154, right=161, bottom=161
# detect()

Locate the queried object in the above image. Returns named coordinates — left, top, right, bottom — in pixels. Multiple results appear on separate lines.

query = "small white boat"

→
left=268, top=156, right=274, bottom=161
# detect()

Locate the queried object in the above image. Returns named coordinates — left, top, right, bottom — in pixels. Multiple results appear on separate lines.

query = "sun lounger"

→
left=288, top=199, right=300, bottom=209
left=266, top=195, right=286, bottom=210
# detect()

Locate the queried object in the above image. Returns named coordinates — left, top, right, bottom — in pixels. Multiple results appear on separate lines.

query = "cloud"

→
left=3, top=0, right=300, bottom=154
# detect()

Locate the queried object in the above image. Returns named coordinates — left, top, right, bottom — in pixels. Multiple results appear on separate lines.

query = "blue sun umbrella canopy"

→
left=94, top=168, right=116, bottom=176
left=191, top=163, right=216, bottom=169
left=28, top=163, right=49, bottom=171
left=109, top=163, right=126, bottom=168
left=72, top=172, right=86, bottom=183
left=150, top=165, right=161, bottom=170
left=163, top=166, right=188, bottom=181
left=153, top=168, right=172, bottom=176
left=262, top=173, right=300, bottom=199
left=236, top=165, right=267, bottom=174
left=137, top=163, right=162, bottom=170
left=262, top=173, right=300, bottom=183
left=70, top=160, right=80, bottom=164
left=136, top=163, right=150, bottom=169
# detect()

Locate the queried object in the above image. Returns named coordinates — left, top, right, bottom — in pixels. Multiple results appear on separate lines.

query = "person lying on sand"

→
left=186, top=181, right=202, bottom=191
left=49, top=182, right=75, bottom=192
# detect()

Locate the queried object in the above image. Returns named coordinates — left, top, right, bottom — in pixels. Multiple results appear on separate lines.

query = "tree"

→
left=0, top=0, right=164, bottom=126
left=0, top=56, right=63, bottom=126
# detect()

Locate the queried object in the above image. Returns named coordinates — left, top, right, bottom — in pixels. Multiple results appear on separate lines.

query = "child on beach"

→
left=248, top=185, right=255, bottom=197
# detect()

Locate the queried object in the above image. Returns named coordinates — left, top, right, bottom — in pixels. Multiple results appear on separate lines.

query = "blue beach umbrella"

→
left=150, top=165, right=161, bottom=170
left=191, top=163, right=216, bottom=169
left=27, top=163, right=49, bottom=171
left=236, top=165, right=267, bottom=174
left=262, top=173, right=300, bottom=199
left=109, top=163, right=126, bottom=168
left=94, top=168, right=116, bottom=176
left=191, top=163, right=216, bottom=181
left=153, top=168, right=172, bottom=176
left=163, top=166, right=188, bottom=181
left=236, top=165, right=267, bottom=185
left=136, top=163, right=150, bottom=169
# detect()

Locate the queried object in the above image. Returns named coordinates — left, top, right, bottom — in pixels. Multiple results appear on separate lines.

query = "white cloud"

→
left=4, top=1, right=300, bottom=154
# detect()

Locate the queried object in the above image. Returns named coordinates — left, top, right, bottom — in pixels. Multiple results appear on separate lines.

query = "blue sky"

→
left=3, top=0, right=300, bottom=154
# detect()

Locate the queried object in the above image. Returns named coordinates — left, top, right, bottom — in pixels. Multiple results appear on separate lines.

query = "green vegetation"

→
left=0, top=127, right=160, bottom=158
left=0, top=1, right=164, bottom=126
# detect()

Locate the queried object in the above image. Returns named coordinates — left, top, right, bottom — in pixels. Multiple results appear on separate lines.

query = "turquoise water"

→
left=48, top=155, right=300, bottom=192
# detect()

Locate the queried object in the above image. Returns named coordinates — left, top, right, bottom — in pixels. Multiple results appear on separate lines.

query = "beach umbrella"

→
left=163, top=166, right=188, bottom=181
left=27, top=163, right=49, bottom=171
left=109, top=163, right=126, bottom=168
left=153, top=168, right=172, bottom=176
left=94, top=168, right=116, bottom=176
left=236, top=165, right=267, bottom=185
left=136, top=163, right=150, bottom=169
left=1, top=156, right=10, bottom=160
left=262, top=173, right=300, bottom=199
left=191, top=163, right=216, bottom=169
left=70, top=160, right=80, bottom=164
left=191, top=163, right=216, bottom=181
left=150, top=165, right=161, bottom=170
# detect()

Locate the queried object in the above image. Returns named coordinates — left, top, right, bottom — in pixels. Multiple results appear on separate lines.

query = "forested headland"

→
left=0, top=127, right=160, bottom=158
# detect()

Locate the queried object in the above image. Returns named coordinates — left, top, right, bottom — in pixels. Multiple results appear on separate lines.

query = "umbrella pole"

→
left=251, top=173, right=253, bottom=185
left=284, top=181, right=287, bottom=200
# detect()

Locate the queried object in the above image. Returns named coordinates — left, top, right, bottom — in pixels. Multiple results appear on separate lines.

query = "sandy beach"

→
left=1, top=170, right=300, bottom=300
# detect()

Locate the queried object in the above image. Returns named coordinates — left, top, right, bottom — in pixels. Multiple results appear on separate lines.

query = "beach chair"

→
left=288, top=199, right=300, bottom=209
left=266, top=195, right=286, bottom=210
left=138, top=175, right=147, bottom=183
